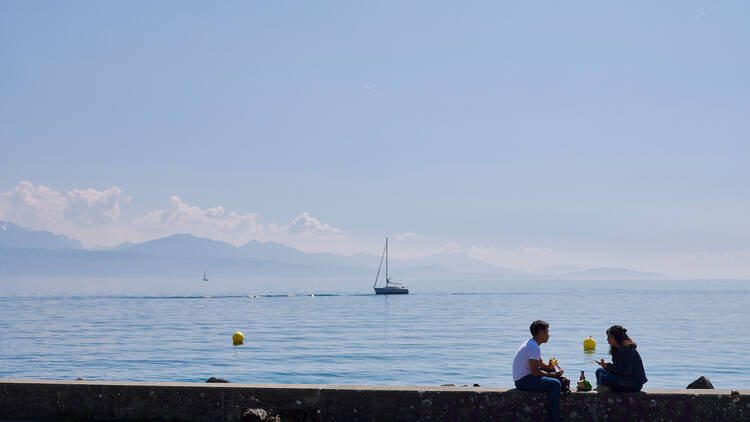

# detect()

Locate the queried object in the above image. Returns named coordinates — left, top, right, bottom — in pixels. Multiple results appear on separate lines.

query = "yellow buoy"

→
left=583, top=336, right=596, bottom=351
left=232, top=331, right=244, bottom=345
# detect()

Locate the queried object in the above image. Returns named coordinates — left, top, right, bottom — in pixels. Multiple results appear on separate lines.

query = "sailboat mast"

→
left=385, top=237, right=389, bottom=281
left=374, top=239, right=387, bottom=288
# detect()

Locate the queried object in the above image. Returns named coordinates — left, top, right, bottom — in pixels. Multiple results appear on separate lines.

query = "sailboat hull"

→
left=374, top=287, right=409, bottom=295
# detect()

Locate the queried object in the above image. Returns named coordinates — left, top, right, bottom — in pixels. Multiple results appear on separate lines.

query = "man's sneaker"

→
left=596, top=384, right=612, bottom=393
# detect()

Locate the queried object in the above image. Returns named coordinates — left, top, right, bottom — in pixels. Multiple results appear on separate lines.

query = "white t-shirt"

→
left=512, top=338, right=542, bottom=381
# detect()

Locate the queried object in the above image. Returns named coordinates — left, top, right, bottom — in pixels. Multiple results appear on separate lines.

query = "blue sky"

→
left=1, top=1, right=749, bottom=277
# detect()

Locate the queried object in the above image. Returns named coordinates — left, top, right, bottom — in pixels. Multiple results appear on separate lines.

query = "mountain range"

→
left=0, top=220, right=667, bottom=280
left=0, top=221, right=82, bottom=250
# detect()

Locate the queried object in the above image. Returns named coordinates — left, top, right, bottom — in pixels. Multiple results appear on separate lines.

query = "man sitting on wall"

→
left=512, top=320, right=564, bottom=422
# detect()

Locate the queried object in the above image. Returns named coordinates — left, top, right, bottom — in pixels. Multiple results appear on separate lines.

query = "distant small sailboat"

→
left=202, top=271, right=208, bottom=282
left=373, top=237, right=409, bottom=295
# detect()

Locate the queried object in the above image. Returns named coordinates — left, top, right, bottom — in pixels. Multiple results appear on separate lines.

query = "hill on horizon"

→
left=0, top=222, right=670, bottom=280
left=561, top=267, right=667, bottom=280
left=0, top=220, right=82, bottom=250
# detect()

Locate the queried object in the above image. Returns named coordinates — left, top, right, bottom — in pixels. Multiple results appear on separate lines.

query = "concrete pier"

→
left=1, top=379, right=748, bottom=421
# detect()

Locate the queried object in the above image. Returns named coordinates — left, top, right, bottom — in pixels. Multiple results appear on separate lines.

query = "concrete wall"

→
left=1, top=379, right=748, bottom=421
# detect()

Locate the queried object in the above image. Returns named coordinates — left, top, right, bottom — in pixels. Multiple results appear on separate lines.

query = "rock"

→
left=205, top=377, right=229, bottom=383
left=731, top=390, right=741, bottom=404
left=473, top=384, right=480, bottom=387
left=686, top=376, right=714, bottom=389
left=242, top=408, right=268, bottom=422
left=440, top=384, right=454, bottom=387
left=242, top=408, right=282, bottom=422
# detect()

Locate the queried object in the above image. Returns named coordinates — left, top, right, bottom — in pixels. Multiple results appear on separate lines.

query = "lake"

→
left=1, top=278, right=747, bottom=389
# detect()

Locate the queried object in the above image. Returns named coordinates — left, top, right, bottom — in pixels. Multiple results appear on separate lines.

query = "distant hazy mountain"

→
left=534, top=265, right=582, bottom=276
left=0, top=229, right=668, bottom=280
left=397, top=252, right=529, bottom=277
left=0, top=247, right=343, bottom=278
left=90, top=242, right=136, bottom=251
left=118, top=233, right=243, bottom=259
left=238, top=239, right=309, bottom=262
left=561, top=267, right=666, bottom=280
left=0, top=221, right=82, bottom=250
left=115, top=235, right=378, bottom=268
left=239, top=239, right=377, bottom=268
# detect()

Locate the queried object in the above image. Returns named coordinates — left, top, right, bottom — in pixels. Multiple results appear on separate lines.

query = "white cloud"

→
left=394, top=232, right=417, bottom=240
left=0, top=181, right=66, bottom=229
left=518, top=246, right=552, bottom=256
left=0, top=182, right=385, bottom=255
left=0, top=182, right=350, bottom=248
left=439, top=242, right=461, bottom=254
left=274, top=212, right=341, bottom=235
left=130, top=201, right=348, bottom=248
left=134, top=195, right=263, bottom=237
left=0, top=181, right=128, bottom=230
left=66, top=186, right=128, bottom=226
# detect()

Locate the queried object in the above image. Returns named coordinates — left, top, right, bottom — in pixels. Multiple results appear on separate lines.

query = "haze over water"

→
left=1, top=279, right=747, bottom=389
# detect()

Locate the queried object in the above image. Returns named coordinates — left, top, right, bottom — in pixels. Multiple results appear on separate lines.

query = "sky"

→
left=1, top=1, right=749, bottom=278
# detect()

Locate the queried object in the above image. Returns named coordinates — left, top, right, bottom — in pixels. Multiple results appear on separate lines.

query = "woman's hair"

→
left=607, top=325, right=637, bottom=356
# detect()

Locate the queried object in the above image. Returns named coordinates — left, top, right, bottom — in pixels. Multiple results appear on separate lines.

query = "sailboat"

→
left=373, top=237, right=409, bottom=295
left=202, top=271, right=208, bottom=282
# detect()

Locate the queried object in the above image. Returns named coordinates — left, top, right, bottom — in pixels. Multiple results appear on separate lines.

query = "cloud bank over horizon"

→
left=0, top=181, right=129, bottom=230
left=2, top=181, right=750, bottom=278
left=0, top=181, right=343, bottom=250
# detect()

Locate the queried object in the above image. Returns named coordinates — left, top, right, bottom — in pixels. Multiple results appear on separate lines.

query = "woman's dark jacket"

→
left=605, top=346, right=648, bottom=387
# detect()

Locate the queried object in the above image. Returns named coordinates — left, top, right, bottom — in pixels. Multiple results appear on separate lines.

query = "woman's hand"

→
left=595, top=359, right=607, bottom=368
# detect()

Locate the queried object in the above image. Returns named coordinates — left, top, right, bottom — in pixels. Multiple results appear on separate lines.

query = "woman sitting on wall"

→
left=595, top=325, right=648, bottom=392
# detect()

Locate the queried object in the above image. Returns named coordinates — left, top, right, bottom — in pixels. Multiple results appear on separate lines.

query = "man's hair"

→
left=530, top=320, right=549, bottom=336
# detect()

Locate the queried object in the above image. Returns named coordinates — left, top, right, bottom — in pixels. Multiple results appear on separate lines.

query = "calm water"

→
left=1, top=279, right=748, bottom=389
